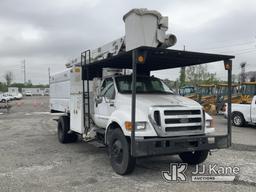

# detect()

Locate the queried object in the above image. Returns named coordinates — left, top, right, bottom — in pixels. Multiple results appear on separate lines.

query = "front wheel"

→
left=108, top=128, right=136, bottom=175
left=179, top=150, right=209, bottom=165
left=232, top=113, right=245, bottom=127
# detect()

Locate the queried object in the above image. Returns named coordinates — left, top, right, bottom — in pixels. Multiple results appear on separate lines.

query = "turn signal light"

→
left=137, top=56, right=144, bottom=63
left=125, top=121, right=132, bottom=130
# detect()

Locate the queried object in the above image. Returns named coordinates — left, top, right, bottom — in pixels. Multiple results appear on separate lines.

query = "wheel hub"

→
left=111, top=140, right=123, bottom=164
left=234, top=116, right=241, bottom=125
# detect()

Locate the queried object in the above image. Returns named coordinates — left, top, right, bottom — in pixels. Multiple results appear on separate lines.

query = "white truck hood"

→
left=117, top=93, right=201, bottom=109
left=115, top=94, right=202, bottom=119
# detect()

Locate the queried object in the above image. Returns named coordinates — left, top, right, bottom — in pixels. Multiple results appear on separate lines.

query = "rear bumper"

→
left=132, top=135, right=229, bottom=157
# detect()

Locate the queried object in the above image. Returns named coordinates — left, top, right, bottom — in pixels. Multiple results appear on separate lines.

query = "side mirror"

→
left=95, top=96, right=103, bottom=104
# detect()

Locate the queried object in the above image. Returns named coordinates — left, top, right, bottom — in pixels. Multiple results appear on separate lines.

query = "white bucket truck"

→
left=50, top=9, right=234, bottom=175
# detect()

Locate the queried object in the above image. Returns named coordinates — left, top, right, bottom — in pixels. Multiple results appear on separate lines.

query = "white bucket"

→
left=123, top=9, right=162, bottom=51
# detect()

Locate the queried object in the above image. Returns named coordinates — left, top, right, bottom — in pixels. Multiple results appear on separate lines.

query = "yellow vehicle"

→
left=240, top=82, right=256, bottom=104
left=197, top=84, right=216, bottom=114
left=216, top=83, right=239, bottom=112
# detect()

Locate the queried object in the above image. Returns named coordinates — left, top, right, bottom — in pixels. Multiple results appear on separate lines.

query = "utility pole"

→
left=179, top=45, right=186, bottom=87
left=240, top=62, right=246, bottom=83
left=22, top=59, right=26, bottom=84
left=48, top=67, right=50, bottom=85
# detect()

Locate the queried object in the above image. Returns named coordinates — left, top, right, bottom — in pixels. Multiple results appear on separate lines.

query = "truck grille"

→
left=151, top=107, right=204, bottom=137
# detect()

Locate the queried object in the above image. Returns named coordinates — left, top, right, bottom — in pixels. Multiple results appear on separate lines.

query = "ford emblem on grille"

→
left=180, top=118, right=189, bottom=123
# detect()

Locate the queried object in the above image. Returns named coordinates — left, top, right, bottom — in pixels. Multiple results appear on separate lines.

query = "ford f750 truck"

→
left=50, top=8, right=234, bottom=175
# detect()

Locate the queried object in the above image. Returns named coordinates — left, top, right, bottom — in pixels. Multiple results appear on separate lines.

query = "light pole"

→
left=22, top=59, right=26, bottom=84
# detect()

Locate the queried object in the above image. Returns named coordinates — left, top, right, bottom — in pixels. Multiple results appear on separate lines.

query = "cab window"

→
left=104, top=84, right=115, bottom=100
left=101, top=78, right=113, bottom=95
left=101, top=78, right=115, bottom=100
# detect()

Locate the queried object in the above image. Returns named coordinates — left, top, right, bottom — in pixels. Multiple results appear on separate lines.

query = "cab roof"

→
left=197, top=84, right=215, bottom=87
left=216, top=83, right=238, bottom=87
left=241, top=82, right=256, bottom=85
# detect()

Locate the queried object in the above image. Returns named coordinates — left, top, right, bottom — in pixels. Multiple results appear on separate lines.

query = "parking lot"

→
left=0, top=96, right=256, bottom=192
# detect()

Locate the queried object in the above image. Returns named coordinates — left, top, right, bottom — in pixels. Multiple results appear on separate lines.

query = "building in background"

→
left=8, top=87, right=20, bottom=94
left=22, top=88, right=49, bottom=96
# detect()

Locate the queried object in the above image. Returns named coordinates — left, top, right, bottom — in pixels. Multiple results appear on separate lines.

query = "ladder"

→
left=81, top=50, right=91, bottom=135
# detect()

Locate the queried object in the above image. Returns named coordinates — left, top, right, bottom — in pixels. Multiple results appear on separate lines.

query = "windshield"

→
left=179, top=87, right=195, bottom=96
left=115, top=76, right=174, bottom=94
left=218, top=87, right=238, bottom=96
left=199, top=87, right=215, bottom=96
left=241, top=84, right=256, bottom=95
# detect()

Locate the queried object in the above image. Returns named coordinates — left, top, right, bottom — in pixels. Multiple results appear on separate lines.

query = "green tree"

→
left=4, top=71, right=14, bottom=86
left=0, top=82, right=7, bottom=92
left=186, top=64, right=218, bottom=85
left=179, top=67, right=186, bottom=87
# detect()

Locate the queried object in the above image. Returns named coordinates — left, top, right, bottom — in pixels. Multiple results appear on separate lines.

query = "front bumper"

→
left=132, top=134, right=229, bottom=157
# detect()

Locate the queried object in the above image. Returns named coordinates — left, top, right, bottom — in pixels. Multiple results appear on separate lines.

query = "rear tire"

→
left=232, top=112, right=245, bottom=127
left=179, top=150, right=209, bottom=165
left=108, top=128, right=136, bottom=175
left=58, top=116, right=77, bottom=143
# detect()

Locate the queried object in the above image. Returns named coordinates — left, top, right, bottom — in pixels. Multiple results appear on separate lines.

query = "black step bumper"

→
left=132, top=135, right=229, bottom=157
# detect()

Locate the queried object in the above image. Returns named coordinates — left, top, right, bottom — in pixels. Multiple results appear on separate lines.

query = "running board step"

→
left=94, top=128, right=105, bottom=135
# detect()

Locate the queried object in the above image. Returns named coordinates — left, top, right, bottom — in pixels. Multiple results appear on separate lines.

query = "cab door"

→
left=94, top=78, right=116, bottom=128
left=251, top=96, right=256, bottom=122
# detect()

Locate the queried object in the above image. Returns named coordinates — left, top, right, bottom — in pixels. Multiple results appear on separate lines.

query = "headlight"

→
left=206, top=120, right=212, bottom=128
left=125, top=121, right=147, bottom=131
left=135, top=122, right=147, bottom=130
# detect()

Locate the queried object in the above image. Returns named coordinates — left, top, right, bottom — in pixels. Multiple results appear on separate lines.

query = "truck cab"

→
left=94, top=75, right=214, bottom=138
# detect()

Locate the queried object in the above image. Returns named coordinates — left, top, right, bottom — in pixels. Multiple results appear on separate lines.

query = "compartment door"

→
left=70, top=93, right=84, bottom=134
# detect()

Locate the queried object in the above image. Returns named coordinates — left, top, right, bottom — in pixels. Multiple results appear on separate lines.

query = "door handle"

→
left=109, top=103, right=115, bottom=107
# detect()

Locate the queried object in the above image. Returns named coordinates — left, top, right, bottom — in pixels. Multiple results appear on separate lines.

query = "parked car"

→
left=25, top=91, right=32, bottom=96
left=3, top=92, right=15, bottom=100
left=14, top=93, right=23, bottom=100
left=0, top=94, right=10, bottom=103
left=224, top=95, right=256, bottom=127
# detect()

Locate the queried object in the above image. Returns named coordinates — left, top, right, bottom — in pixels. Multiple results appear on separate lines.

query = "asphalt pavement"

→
left=0, top=96, right=255, bottom=192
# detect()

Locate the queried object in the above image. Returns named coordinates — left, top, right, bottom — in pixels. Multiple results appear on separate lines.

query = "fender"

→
left=104, top=108, right=158, bottom=144
left=104, top=110, right=131, bottom=144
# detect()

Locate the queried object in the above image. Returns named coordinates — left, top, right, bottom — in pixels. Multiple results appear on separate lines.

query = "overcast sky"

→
left=0, top=0, right=255, bottom=84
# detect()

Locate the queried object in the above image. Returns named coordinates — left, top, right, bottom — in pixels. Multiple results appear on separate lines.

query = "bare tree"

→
left=186, top=64, right=218, bottom=85
left=186, top=65, right=207, bottom=85
left=4, top=71, right=14, bottom=86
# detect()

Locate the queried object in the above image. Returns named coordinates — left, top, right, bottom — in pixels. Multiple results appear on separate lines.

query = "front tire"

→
left=58, top=116, right=77, bottom=143
left=232, top=112, right=245, bottom=127
left=179, top=150, right=209, bottom=165
left=108, top=128, right=136, bottom=175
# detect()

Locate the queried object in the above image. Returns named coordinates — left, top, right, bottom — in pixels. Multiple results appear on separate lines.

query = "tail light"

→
left=221, top=104, right=227, bottom=112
